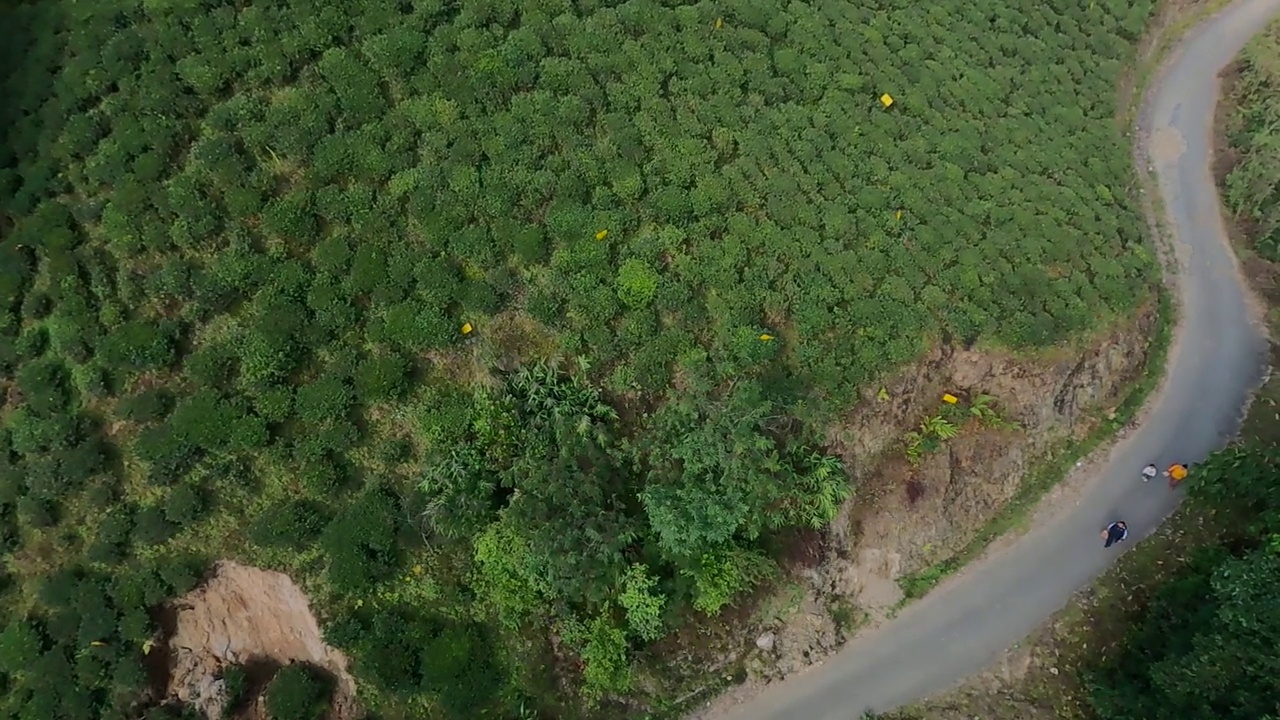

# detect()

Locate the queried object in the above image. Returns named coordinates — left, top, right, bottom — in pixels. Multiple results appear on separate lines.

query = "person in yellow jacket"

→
left=1164, top=462, right=1189, bottom=488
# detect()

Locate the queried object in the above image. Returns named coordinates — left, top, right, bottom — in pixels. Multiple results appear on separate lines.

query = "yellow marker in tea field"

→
left=714, top=17, right=723, bottom=29
left=942, top=393, right=959, bottom=404
left=759, top=334, right=774, bottom=342
left=880, top=93, right=894, bottom=108
left=461, top=322, right=473, bottom=335
left=595, top=229, right=608, bottom=240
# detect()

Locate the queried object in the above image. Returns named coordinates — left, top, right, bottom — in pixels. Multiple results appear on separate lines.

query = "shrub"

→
left=58, top=437, right=106, bottom=487
left=157, top=555, right=206, bottom=597
left=132, top=506, right=177, bottom=545
left=248, top=500, right=328, bottom=550
left=163, top=484, right=206, bottom=526
left=294, top=374, right=353, bottom=425
left=0, top=619, right=42, bottom=675
left=87, top=511, right=133, bottom=565
left=262, top=191, right=318, bottom=243
left=16, top=496, right=57, bottom=528
left=265, top=664, right=332, bottom=720
left=565, top=613, right=632, bottom=702
left=15, top=326, right=48, bottom=359
left=21, top=291, right=51, bottom=320
left=133, top=424, right=196, bottom=484
left=39, top=568, right=84, bottom=608
left=373, top=302, right=450, bottom=350
left=322, top=487, right=404, bottom=593
left=118, top=388, right=176, bottom=424
left=619, top=564, right=666, bottom=642
left=354, top=352, right=409, bottom=402
left=185, top=345, right=236, bottom=389
left=616, top=258, right=660, bottom=309
left=221, top=664, right=251, bottom=719
left=17, top=357, right=74, bottom=415
left=0, top=336, right=17, bottom=374
left=101, top=320, right=178, bottom=373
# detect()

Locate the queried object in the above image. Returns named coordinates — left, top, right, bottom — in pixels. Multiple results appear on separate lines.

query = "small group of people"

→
left=1102, top=462, right=1190, bottom=548
left=1141, top=462, right=1188, bottom=486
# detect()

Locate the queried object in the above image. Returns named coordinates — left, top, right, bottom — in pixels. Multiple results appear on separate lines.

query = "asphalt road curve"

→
left=725, top=1, right=1276, bottom=717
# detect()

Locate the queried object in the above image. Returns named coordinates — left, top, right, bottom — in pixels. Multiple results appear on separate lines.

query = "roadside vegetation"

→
left=0, top=0, right=1158, bottom=718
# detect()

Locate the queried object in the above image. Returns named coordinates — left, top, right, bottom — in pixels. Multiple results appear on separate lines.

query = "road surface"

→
left=725, top=0, right=1275, bottom=717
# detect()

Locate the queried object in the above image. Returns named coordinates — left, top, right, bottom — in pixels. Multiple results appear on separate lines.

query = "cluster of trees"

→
left=0, top=0, right=1157, bottom=717
left=416, top=360, right=848, bottom=698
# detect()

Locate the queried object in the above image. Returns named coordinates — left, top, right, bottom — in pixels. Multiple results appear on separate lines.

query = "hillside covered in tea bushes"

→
left=0, top=0, right=1156, bottom=717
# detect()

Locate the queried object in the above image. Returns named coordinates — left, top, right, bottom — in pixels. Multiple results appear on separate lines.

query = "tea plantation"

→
left=0, top=0, right=1155, bottom=717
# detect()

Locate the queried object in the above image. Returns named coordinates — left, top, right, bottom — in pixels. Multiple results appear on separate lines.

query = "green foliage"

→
left=903, top=393, right=1013, bottom=463
left=1225, top=23, right=1280, bottom=261
left=265, top=664, right=331, bottom=720
left=354, top=352, right=409, bottom=402
left=163, top=484, right=206, bottom=526
left=0, top=619, right=41, bottom=674
left=619, top=564, right=667, bottom=642
left=470, top=518, right=547, bottom=629
left=249, top=500, right=328, bottom=550
left=321, top=486, right=405, bottom=593
left=101, top=320, right=178, bottom=373
left=641, top=380, right=842, bottom=560
left=562, top=613, right=632, bottom=703
left=616, top=258, right=660, bottom=309
left=685, top=546, right=777, bottom=616
left=220, top=665, right=250, bottom=719
left=328, top=607, right=509, bottom=719
left=119, top=389, right=175, bottom=424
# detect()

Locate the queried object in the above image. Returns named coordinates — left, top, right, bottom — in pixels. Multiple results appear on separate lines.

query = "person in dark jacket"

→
left=1102, top=521, right=1128, bottom=548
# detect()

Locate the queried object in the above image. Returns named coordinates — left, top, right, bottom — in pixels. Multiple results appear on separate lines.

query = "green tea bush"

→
left=100, top=320, right=177, bottom=373
left=249, top=500, right=328, bottom=550
left=321, top=487, right=405, bottom=593
left=265, top=664, right=331, bottom=720
left=118, top=389, right=176, bottom=424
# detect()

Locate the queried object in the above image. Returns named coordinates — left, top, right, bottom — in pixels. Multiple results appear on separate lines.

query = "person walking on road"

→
left=1164, top=463, right=1189, bottom=488
left=1141, top=463, right=1159, bottom=482
left=1102, top=521, right=1128, bottom=548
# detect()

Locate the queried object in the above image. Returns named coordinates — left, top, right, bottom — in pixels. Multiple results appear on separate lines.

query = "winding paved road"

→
left=725, top=1, right=1276, bottom=717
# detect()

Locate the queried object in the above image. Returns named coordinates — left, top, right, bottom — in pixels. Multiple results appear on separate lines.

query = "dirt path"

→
left=713, top=1, right=1276, bottom=717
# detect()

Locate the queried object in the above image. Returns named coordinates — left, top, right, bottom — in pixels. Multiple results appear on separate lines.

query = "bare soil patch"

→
left=161, top=561, right=360, bottom=720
